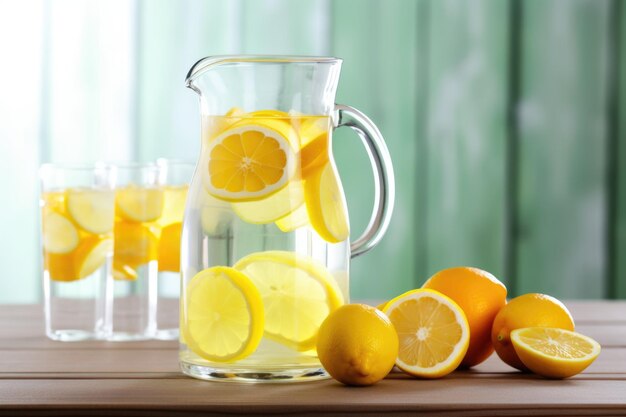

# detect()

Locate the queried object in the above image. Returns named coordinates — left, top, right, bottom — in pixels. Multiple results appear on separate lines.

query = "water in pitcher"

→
left=179, top=110, right=351, bottom=379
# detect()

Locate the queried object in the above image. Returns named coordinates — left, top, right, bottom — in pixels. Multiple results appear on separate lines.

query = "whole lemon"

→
left=422, top=266, right=507, bottom=367
left=491, top=293, right=575, bottom=371
left=317, top=303, right=399, bottom=386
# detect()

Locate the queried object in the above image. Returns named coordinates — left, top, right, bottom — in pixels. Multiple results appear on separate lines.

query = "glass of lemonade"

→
left=40, top=163, right=115, bottom=341
left=154, top=159, right=193, bottom=340
left=110, top=163, right=163, bottom=341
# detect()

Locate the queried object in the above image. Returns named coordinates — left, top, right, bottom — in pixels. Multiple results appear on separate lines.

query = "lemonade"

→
left=41, top=185, right=115, bottom=341
left=179, top=110, right=350, bottom=380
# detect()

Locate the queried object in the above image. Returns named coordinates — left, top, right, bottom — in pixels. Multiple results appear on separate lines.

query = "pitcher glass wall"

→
left=180, top=56, right=394, bottom=382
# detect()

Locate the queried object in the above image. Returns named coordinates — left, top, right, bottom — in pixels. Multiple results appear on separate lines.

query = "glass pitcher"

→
left=180, top=56, right=394, bottom=382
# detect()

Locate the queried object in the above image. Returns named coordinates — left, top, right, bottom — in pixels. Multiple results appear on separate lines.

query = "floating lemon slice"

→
left=113, top=221, right=158, bottom=279
left=116, top=185, right=164, bottom=223
left=274, top=203, right=309, bottom=232
left=232, top=180, right=305, bottom=224
left=42, top=211, right=79, bottom=254
left=298, top=117, right=330, bottom=179
left=511, top=327, right=601, bottom=379
left=157, top=222, right=182, bottom=272
left=45, top=236, right=112, bottom=282
left=183, top=266, right=264, bottom=362
left=234, top=250, right=344, bottom=351
left=304, top=164, right=349, bottom=243
left=204, top=124, right=297, bottom=202
left=383, top=289, right=470, bottom=378
left=66, top=188, right=115, bottom=234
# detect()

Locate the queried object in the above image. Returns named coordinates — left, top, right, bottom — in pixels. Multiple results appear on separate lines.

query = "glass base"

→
left=46, top=329, right=101, bottom=342
left=107, top=331, right=154, bottom=342
left=180, top=361, right=329, bottom=383
left=155, top=328, right=179, bottom=340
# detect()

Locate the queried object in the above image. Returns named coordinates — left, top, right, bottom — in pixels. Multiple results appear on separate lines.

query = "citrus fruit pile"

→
left=315, top=267, right=601, bottom=386
left=41, top=188, right=115, bottom=282
left=182, top=250, right=344, bottom=363
left=201, top=108, right=349, bottom=244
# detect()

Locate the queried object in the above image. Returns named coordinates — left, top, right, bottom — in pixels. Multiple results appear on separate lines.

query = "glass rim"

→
left=39, top=162, right=115, bottom=174
left=186, top=55, right=342, bottom=86
left=156, top=158, right=195, bottom=167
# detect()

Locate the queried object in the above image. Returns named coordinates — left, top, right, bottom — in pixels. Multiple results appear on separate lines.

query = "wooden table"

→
left=0, top=301, right=625, bottom=416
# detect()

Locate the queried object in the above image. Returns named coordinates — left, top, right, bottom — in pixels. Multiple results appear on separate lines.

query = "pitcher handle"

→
left=334, top=104, right=395, bottom=259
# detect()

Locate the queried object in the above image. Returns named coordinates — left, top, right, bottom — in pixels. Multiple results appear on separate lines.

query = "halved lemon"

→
left=511, top=327, right=601, bottom=379
left=158, top=222, right=182, bottom=272
left=45, top=236, right=112, bottom=282
left=383, top=288, right=470, bottom=378
left=183, top=266, right=264, bottom=362
left=66, top=188, right=115, bottom=234
left=234, top=250, right=344, bottom=351
left=304, top=164, right=349, bottom=243
left=275, top=203, right=309, bottom=232
left=116, top=185, right=164, bottom=223
left=42, top=211, right=79, bottom=254
left=232, top=180, right=305, bottom=224
left=204, top=124, right=297, bottom=202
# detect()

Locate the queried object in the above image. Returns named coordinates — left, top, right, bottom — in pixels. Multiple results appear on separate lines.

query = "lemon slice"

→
left=66, top=188, right=115, bottom=234
left=75, top=237, right=113, bottom=278
left=511, top=327, right=601, bottom=378
left=113, top=221, right=158, bottom=279
left=45, top=236, right=112, bottom=282
left=42, top=211, right=79, bottom=254
left=383, top=289, right=470, bottom=378
left=204, top=124, right=297, bottom=202
left=275, top=203, right=309, bottom=232
left=157, top=222, right=182, bottom=272
left=298, top=117, right=330, bottom=179
left=232, top=180, right=305, bottom=224
left=183, top=266, right=264, bottom=362
left=116, top=185, right=164, bottom=223
left=234, top=250, right=344, bottom=351
left=304, top=164, right=349, bottom=243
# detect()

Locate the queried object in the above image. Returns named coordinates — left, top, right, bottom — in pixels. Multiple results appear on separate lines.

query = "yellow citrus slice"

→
left=45, top=236, right=112, bottom=282
left=66, top=188, right=115, bottom=234
left=183, top=266, right=264, bottom=362
left=233, top=250, right=344, bottom=351
left=275, top=203, right=309, bottom=232
left=383, top=289, right=470, bottom=378
left=304, top=164, right=349, bottom=243
left=204, top=124, right=296, bottom=202
left=232, top=180, right=305, bottom=224
left=113, top=221, right=158, bottom=279
left=298, top=117, right=330, bottom=179
left=116, top=185, right=164, bottom=223
left=158, top=222, right=182, bottom=272
left=511, top=327, right=601, bottom=379
left=42, top=211, right=79, bottom=254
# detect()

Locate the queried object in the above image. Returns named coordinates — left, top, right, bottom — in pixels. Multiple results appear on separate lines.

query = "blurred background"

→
left=0, top=0, right=624, bottom=303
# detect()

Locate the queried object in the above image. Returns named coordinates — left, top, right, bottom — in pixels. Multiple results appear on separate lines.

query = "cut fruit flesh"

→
left=383, top=288, right=470, bottom=378
left=42, top=211, right=80, bottom=254
left=116, top=185, right=164, bottom=223
left=183, top=266, right=264, bottom=362
left=305, top=164, right=349, bottom=243
left=66, top=188, right=115, bottom=234
left=231, top=180, right=305, bottom=224
left=233, top=250, right=343, bottom=351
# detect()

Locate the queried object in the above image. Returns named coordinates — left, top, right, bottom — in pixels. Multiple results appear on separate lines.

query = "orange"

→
left=204, top=124, right=296, bottom=202
left=317, top=304, right=398, bottom=386
left=422, top=267, right=507, bottom=367
left=491, top=293, right=575, bottom=371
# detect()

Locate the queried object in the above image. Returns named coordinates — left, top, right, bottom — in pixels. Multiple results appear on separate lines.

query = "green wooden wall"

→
left=2, top=0, right=624, bottom=303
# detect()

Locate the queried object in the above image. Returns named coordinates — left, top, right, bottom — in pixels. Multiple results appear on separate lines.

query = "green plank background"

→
left=3, top=0, right=625, bottom=303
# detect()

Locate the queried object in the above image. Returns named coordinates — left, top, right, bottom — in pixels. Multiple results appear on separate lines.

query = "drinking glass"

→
left=40, top=163, right=115, bottom=341
left=110, top=163, right=162, bottom=340
left=154, top=159, right=194, bottom=340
